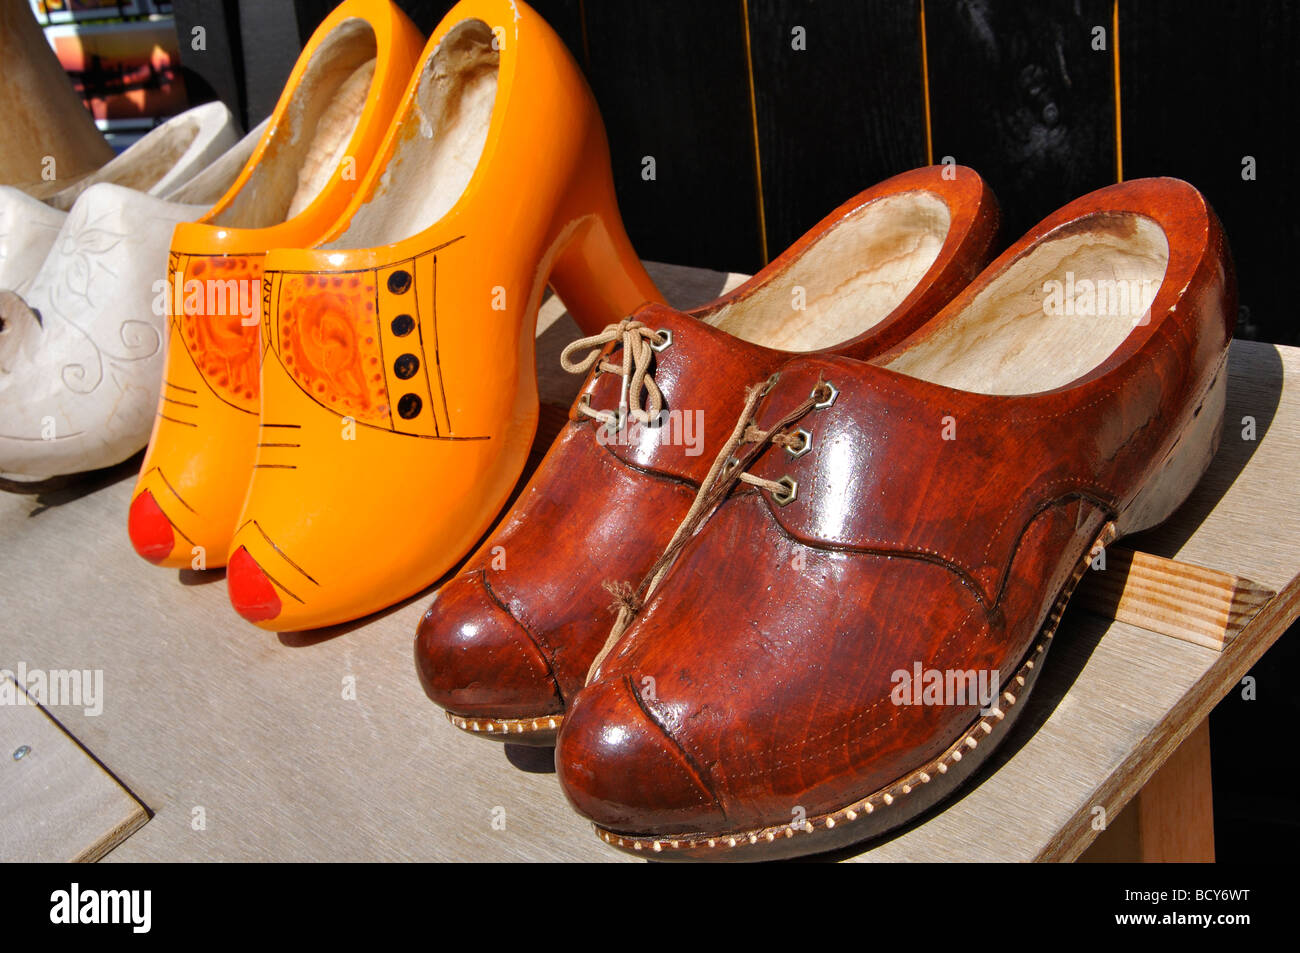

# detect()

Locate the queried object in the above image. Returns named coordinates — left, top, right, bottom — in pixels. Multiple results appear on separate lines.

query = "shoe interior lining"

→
left=884, top=212, right=1170, bottom=395
left=210, top=18, right=377, bottom=229
left=697, top=191, right=951, bottom=352
left=326, top=19, right=498, bottom=250
left=44, top=115, right=204, bottom=211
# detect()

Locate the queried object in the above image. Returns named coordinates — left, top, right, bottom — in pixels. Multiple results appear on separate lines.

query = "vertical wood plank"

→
left=746, top=0, right=927, bottom=263
left=925, top=0, right=1117, bottom=243
left=582, top=1, right=763, bottom=273
left=1079, top=719, right=1215, bottom=862
left=1134, top=719, right=1215, bottom=862
left=237, top=1, right=304, bottom=126
left=169, top=0, right=247, bottom=126
left=365, top=1, right=452, bottom=35
left=1119, top=0, right=1300, bottom=347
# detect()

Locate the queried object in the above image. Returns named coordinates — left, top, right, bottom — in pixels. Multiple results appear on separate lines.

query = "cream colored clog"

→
left=0, top=184, right=206, bottom=479
left=0, top=102, right=240, bottom=294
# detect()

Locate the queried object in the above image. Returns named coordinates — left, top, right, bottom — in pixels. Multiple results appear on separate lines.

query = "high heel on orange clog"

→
left=225, top=0, right=661, bottom=630
left=128, top=0, right=425, bottom=570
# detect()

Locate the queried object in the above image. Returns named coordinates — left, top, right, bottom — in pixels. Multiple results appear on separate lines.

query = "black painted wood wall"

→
left=168, top=0, right=1298, bottom=858
left=171, top=0, right=1300, bottom=351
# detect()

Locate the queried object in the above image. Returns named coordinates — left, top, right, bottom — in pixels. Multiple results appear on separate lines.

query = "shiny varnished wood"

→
left=555, top=178, right=1241, bottom=858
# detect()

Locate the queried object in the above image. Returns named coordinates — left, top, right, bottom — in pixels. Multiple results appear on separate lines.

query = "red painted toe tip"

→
left=128, top=490, right=175, bottom=564
left=228, top=546, right=282, bottom=623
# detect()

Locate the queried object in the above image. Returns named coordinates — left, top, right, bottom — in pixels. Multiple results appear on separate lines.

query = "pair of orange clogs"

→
left=127, top=0, right=659, bottom=630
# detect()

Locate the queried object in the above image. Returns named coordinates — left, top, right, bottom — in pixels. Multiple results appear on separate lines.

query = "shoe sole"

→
left=590, top=362, right=1227, bottom=861
left=447, top=711, right=561, bottom=746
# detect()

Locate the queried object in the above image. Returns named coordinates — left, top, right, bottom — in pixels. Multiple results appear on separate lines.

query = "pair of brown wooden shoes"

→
left=415, top=166, right=1234, bottom=860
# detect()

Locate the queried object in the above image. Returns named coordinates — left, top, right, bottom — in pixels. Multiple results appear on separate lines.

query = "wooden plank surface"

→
left=1131, top=718, right=1216, bottom=862
left=0, top=678, right=148, bottom=863
left=0, top=264, right=1296, bottom=862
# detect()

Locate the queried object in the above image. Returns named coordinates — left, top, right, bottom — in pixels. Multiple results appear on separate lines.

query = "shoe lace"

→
left=587, top=372, right=833, bottom=682
left=560, top=318, right=667, bottom=428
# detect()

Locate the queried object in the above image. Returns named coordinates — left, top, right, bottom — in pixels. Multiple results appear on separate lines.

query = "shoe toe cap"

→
left=414, top=573, right=562, bottom=719
left=557, top=677, right=725, bottom=836
left=227, top=546, right=282, bottom=623
left=127, top=489, right=177, bottom=564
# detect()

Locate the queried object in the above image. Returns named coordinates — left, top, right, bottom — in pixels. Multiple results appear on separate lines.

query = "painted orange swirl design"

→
left=279, top=273, right=388, bottom=424
left=179, top=254, right=265, bottom=413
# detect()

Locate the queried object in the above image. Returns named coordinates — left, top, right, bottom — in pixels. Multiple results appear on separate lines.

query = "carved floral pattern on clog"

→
left=45, top=200, right=161, bottom=395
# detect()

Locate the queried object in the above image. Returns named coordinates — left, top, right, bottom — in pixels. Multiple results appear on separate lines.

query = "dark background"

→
left=169, top=0, right=1299, bottom=858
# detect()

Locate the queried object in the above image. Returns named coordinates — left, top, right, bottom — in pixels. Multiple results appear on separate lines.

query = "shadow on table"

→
left=178, top=567, right=226, bottom=587
left=2, top=450, right=142, bottom=516
left=504, top=744, right=557, bottom=774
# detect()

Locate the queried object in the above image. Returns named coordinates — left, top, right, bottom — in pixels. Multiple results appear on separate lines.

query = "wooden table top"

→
left=2, top=262, right=1296, bottom=862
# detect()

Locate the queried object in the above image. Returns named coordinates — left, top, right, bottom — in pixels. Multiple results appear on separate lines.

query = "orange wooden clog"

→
left=128, top=0, right=425, bottom=570
left=224, top=0, right=661, bottom=630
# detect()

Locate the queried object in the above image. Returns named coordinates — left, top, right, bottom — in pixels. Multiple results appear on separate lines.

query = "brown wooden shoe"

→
left=415, top=166, right=1000, bottom=743
left=554, top=177, right=1234, bottom=859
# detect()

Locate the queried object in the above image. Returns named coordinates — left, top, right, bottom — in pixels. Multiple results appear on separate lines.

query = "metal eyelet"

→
left=813, top=381, right=838, bottom=409
left=651, top=329, right=672, bottom=352
left=760, top=373, right=781, bottom=396
left=786, top=429, right=812, bottom=459
left=771, top=475, right=798, bottom=506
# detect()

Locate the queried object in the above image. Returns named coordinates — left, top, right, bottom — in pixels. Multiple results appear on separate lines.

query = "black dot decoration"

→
left=387, top=270, right=412, bottom=295
left=393, top=353, right=420, bottom=380
left=391, top=313, right=415, bottom=336
left=397, top=393, right=422, bottom=419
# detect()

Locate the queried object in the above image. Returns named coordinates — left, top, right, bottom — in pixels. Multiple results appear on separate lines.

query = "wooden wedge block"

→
left=1075, top=546, right=1275, bottom=651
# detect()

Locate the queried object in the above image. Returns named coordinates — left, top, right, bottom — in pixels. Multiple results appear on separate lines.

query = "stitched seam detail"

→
left=598, top=527, right=1102, bottom=853
left=730, top=601, right=986, bottom=772
left=478, top=569, right=566, bottom=709
left=650, top=493, right=1093, bottom=774
left=735, top=484, right=1116, bottom=610
left=628, top=676, right=726, bottom=819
